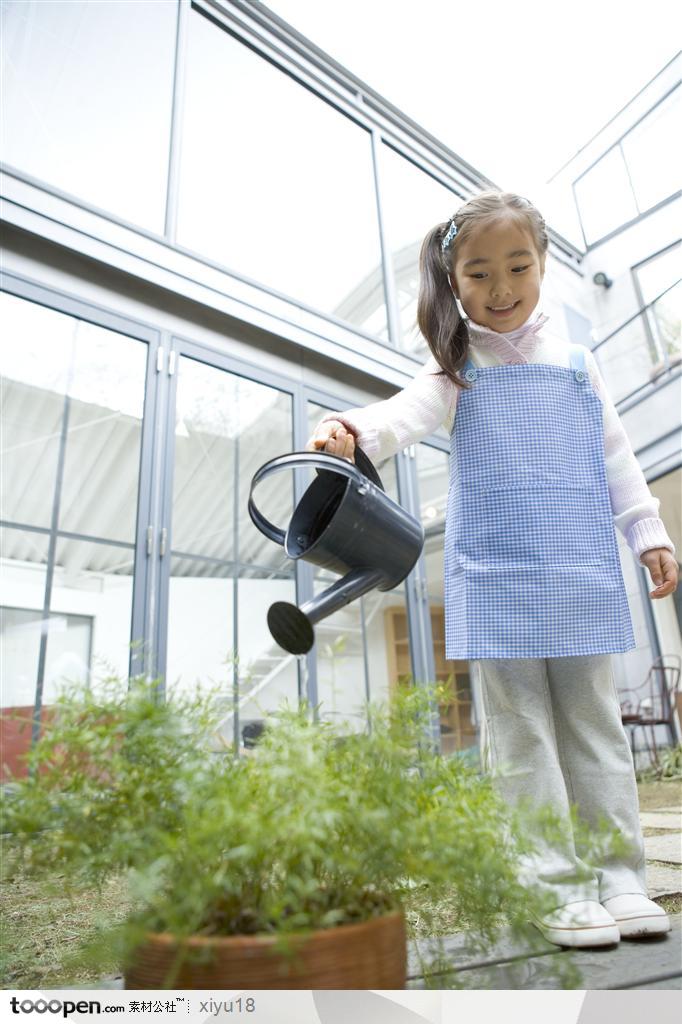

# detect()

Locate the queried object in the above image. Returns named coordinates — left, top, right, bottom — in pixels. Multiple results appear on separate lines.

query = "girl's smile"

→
left=450, top=216, right=545, bottom=333
left=486, top=300, right=522, bottom=318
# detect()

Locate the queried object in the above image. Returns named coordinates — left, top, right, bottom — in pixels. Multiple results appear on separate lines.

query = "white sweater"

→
left=321, top=313, right=675, bottom=562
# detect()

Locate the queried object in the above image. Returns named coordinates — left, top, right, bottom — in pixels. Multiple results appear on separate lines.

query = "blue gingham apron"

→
left=444, top=346, right=635, bottom=659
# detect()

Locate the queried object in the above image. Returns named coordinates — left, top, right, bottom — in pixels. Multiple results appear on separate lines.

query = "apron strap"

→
left=463, top=347, right=588, bottom=383
left=463, top=356, right=478, bottom=383
left=569, top=345, right=588, bottom=382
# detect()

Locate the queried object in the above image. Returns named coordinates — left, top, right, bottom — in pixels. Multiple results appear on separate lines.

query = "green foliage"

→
left=656, top=744, right=682, bottom=780
left=635, top=744, right=682, bottom=782
left=1, top=676, right=610, bottom=987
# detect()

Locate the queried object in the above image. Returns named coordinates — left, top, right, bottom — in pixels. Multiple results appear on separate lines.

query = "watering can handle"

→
left=248, top=448, right=384, bottom=547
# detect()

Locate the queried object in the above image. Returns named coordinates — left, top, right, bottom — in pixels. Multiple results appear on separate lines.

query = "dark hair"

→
left=416, top=190, right=549, bottom=387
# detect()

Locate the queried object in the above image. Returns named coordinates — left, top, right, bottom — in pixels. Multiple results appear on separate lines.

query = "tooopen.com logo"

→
left=10, top=998, right=124, bottom=1017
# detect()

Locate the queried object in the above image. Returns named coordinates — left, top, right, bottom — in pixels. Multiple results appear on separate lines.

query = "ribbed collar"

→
left=466, top=310, right=549, bottom=363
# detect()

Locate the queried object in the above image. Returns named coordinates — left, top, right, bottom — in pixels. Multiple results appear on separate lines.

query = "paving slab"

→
left=644, top=833, right=682, bottom=864
left=408, top=926, right=557, bottom=979
left=640, top=812, right=682, bottom=829
left=647, top=862, right=682, bottom=897
left=408, top=915, right=682, bottom=990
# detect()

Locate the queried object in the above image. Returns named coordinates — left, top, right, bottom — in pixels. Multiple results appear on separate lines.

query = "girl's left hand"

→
left=640, top=548, right=679, bottom=599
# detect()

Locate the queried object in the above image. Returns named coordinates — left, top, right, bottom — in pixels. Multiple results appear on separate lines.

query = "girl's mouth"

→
left=487, top=301, right=520, bottom=317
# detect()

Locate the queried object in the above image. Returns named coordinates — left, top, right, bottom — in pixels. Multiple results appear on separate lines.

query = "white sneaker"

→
left=602, top=894, right=671, bottom=939
left=532, top=899, right=620, bottom=948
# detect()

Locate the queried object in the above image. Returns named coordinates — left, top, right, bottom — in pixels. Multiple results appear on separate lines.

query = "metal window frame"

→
left=0, top=265, right=458, bottom=751
left=153, top=333, right=301, bottom=709
left=572, top=83, right=681, bottom=249
left=630, top=241, right=682, bottom=367
left=0, top=271, right=161, bottom=725
left=1, top=0, right=583, bottom=397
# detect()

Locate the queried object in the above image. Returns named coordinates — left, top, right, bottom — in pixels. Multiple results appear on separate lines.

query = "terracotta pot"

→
left=124, top=911, right=406, bottom=989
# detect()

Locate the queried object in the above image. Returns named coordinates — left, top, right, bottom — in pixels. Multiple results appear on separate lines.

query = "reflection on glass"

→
left=573, top=147, right=638, bottom=244
left=0, top=527, right=48, bottom=781
left=621, top=88, right=681, bottom=212
left=0, top=292, right=147, bottom=543
left=651, top=283, right=682, bottom=366
left=172, top=360, right=293, bottom=568
left=167, top=360, right=296, bottom=749
left=50, top=537, right=134, bottom=698
left=596, top=318, right=656, bottom=403
left=0, top=530, right=134, bottom=780
left=312, top=575, right=368, bottom=726
left=58, top=329, right=146, bottom=544
left=636, top=243, right=681, bottom=304
left=415, top=444, right=477, bottom=756
left=635, top=244, right=681, bottom=367
left=379, top=144, right=460, bottom=358
left=307, top=401, right=412, bottom=728
left=0, top=294, right=146, bottom=772
left=0, top=528, right=49, bottom=713
left=1, top=294, right=70, bottom=529
left=0, top=0, right=176, bottom=232
left=177, top=9, right=386, bottom=336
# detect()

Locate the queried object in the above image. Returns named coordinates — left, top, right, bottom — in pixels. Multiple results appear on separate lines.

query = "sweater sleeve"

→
left=319, top=356, right=457, bottom=464
left=584, top=348, right=675, bottom=560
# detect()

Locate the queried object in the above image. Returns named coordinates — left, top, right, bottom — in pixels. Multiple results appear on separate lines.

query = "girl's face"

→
left=450, top=216, right=546, bottom=333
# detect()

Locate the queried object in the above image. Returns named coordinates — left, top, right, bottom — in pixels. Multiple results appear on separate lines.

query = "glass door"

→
left=0, top=289, right=152, bottom=778
left=157, top=345, right=298, bottom=752
left=413, top=442, right=479, bottom=757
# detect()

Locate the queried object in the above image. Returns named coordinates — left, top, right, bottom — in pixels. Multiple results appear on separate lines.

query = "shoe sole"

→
left=532, top=920, right=621, bottom=948
left=616, top=915, right=672, bottom=939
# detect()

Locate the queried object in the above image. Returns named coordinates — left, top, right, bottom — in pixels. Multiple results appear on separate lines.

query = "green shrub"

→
left=1, top=677, right=608, bottom=987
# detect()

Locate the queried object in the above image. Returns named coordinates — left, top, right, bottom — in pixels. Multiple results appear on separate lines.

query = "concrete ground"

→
left=408, top=802, right=682, bottom=989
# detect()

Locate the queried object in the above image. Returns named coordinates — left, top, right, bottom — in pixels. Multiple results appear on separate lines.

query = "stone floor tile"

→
left=644, top=833, right=682, bottom=865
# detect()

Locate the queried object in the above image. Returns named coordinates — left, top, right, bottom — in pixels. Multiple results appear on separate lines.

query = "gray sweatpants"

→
left=476, top=654, right=648, bottom=907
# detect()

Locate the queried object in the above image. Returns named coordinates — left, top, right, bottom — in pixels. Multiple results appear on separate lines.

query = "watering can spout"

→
left=268, top=567, right=384, bottom=655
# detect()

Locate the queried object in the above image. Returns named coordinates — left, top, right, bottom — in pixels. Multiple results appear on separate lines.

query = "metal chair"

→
left=619, top=654, right=681, bottom=770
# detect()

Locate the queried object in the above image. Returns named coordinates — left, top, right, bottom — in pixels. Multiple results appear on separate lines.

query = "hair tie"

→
left=441, top=219, right=458, bottom=254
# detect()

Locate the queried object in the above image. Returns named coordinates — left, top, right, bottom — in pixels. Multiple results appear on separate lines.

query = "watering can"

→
left=248, top=448, right=425, bottom=654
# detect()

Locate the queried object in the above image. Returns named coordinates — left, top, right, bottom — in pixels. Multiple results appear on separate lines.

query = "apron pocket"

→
left=461, top=486, right=614, bottom=569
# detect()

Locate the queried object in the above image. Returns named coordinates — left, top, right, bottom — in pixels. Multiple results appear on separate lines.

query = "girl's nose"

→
left=490, top=278, right=512, bottom=298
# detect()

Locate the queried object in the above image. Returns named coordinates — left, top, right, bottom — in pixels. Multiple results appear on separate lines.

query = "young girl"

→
left=307, top=191, right=678, bottom=949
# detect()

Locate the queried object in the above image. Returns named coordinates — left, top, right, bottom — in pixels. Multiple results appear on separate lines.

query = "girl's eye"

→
left=512, top=265, right=530, bottom=273
left=470, top=273, right=487, bottom=280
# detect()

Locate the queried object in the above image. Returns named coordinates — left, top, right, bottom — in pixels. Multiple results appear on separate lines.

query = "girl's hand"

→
left=640, top=548, right=678, bottom=599
left=305, top=420, right=356, bottom=462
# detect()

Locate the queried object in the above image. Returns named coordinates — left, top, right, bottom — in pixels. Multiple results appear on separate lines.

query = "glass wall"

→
left=378, top=144, right=460, bottom=359
left=634, top=243, right=681, bottom=371
left=0, top=0, right=177, bottom=233
left=0, top=292, right=148, bottom=778
left=1, top=0, right=491, bottom=359
left=573, top=148, right=638, bottom=244
left=649, top=468, right=682, bottom=645
left=594, top=250, right=681, bottom=404
left=165, top=357, right=297, bottom=750
left=306, top=401, right=412, bottom=728
left=621, top=88, right=681, bottom=211
left=573, top=86, right=680, bottom=245
left=414, top=443, right=478, bottom=756
left=177, top=7, right=387, bottom=337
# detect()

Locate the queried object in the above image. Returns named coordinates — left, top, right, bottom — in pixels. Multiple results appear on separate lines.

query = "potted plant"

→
left=1, top=676, right=588, bottom=989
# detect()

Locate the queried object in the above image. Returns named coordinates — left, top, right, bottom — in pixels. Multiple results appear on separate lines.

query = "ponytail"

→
left=416, top=223, right=471, bottom=388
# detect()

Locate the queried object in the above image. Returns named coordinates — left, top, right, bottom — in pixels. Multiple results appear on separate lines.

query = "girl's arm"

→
left=584, top=348, right=675, bottom=561
left=312, top=357, right=457, bottom=463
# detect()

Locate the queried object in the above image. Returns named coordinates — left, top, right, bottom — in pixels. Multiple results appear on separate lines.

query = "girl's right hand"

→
left=305, top=420, right=356, bottom=462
